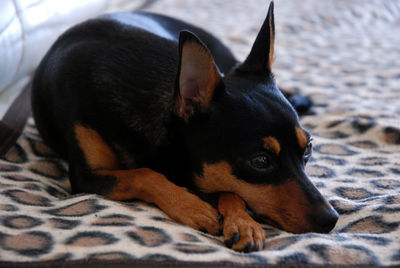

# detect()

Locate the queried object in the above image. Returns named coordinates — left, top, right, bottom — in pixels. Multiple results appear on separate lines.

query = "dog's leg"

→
left=70, top=124, right=221, bottom=234
left=96, top=169, right=221, bottom=234
left=219, top=193, right=266, bottom=252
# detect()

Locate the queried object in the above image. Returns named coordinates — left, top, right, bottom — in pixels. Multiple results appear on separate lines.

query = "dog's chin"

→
left=247, top=209, right=283, bottom=230
left=257, top=214, right=283, bottom=230
left=250, top=211, right=312, bottom=234
left=258, top=215, right=313, bottom=233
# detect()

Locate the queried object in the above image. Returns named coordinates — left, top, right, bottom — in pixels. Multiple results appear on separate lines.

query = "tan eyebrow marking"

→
left=263, top=137, right=281, bottom=155
left=295, top=127, right=308, bottom=149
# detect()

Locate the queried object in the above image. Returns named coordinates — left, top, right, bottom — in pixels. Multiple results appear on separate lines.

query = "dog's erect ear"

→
left=175, top=31, right=222, bottom=122
left=238, top=1, right=275, bottom=74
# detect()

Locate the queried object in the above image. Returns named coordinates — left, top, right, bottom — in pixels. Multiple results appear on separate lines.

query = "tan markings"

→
left=94, top=168, right=166, bottom=201
left=74, top=125, right=119, bottom=170
left=53, top=200, right=92, bottom=216
left=263, top=137, right=281, bottom=155
left=93, top=217, right=131, bottom=226
left=195, top=162, right=313, bottom=233
left=295, top=127, right=308, bottom=149
left=29, top=161, right=62, bottom=177
left=5, top=233, right=47, bottom=250
left=67, top=236, right=107, bottom=247
left=219, top=193, right=246, bottom=215
left=13, top=192, right=46, bottom=206
left=134, top=227, right=167, bottom=247
left=94, top=168, right=220, bottom=235
left=219, top=193, right=266, bottom=251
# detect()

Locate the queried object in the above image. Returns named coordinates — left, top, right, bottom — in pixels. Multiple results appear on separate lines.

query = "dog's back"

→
left=32, top=12, right=236, bottom=161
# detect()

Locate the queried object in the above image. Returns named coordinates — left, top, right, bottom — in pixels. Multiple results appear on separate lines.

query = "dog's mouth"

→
left=257, top=214, right=283, bottom=229
left=246, top=209, right=282, bottom=229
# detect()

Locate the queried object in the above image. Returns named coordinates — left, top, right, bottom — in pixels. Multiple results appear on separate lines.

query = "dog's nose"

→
left=310, top=207, right=339, bottom=233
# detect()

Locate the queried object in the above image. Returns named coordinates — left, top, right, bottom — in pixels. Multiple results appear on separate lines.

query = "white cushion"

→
left=0, top=0, right=145, bottom=116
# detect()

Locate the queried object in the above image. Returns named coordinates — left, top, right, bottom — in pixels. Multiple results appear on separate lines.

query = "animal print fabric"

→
left=1, top=0, right=400, bottom=265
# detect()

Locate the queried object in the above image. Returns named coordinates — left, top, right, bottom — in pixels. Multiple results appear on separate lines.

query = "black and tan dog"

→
left=32, top=2, right=338, bottom=252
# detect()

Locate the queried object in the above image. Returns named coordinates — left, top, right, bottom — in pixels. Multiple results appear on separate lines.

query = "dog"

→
left=31, top=2, right=338, bottom=252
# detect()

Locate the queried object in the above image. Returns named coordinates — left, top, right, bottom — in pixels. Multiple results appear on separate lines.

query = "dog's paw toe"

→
left=223, top=213, right=266, bottom=252
left=224, top=232, right=240, bottom=248
left=193, top=206, right=221, bottom=235
left=184, top=202, right=221, bottom=235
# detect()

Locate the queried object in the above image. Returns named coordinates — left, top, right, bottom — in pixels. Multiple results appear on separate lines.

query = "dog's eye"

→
left=304, top=142, right=312, bottom=162
left=250, top=154, right=271, bottom=170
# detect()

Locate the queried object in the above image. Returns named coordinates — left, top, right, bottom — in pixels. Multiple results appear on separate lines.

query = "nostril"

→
left=312, top=208, right=339, bottom=233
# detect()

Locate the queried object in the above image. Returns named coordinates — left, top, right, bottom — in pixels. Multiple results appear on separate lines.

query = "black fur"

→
left=32, top=7, right=337, bottom=234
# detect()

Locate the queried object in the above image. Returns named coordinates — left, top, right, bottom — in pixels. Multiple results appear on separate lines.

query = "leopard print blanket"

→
left=1, top=0, right=399, bottom=266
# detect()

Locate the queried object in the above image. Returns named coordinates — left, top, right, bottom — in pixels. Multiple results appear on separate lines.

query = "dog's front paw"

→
left=163, top=190, right=221, bottom=235
left=223, top=211, right=266, bottom=252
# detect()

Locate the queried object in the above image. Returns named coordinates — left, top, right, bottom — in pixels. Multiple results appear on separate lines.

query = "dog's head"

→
left=174, top=2, right=338, bottom=233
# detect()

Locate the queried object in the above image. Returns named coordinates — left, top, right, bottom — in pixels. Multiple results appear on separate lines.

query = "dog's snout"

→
left=310, top=207, right=339, bottom=233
